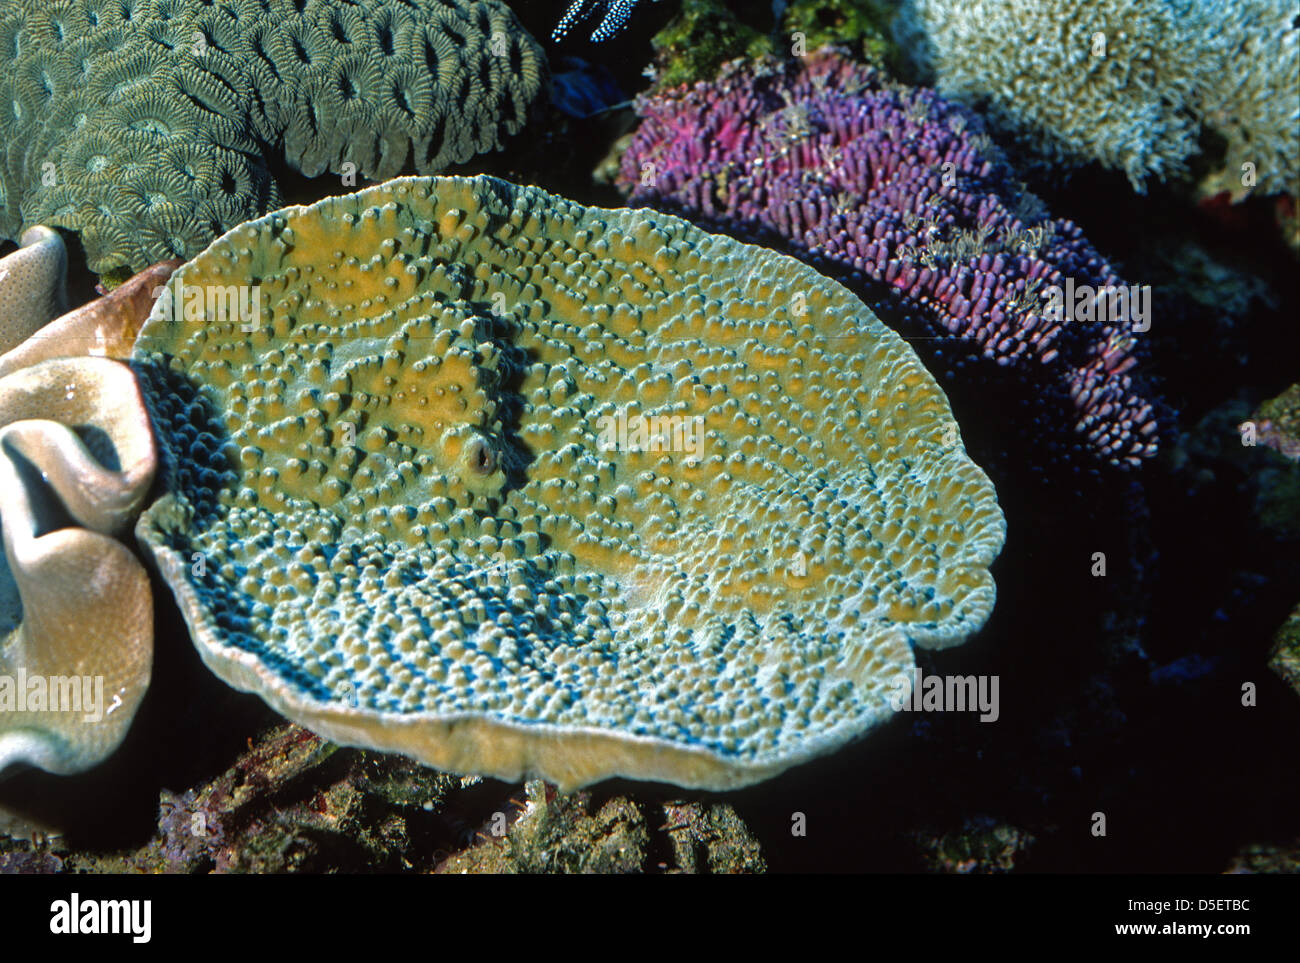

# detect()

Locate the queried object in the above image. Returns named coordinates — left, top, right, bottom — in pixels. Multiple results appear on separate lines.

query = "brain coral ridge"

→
left=132, top=174, right=1005, bottom=791
left=0, top=0, right=547, bottom=274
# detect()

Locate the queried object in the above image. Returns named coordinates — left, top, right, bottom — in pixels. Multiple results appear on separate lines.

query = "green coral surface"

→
left=0, top=0, right=546, bottom=273
left=895, top=0, right=1299, bottom=194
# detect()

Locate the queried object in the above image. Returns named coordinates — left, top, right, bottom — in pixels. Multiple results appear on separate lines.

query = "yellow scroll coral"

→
left=133, top=176, right=1005, bottom=791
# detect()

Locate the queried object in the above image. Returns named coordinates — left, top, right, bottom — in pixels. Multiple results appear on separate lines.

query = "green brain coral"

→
left=0, top=0, right=546, bottom=274
left=132, top=175, right=1005, bottom=790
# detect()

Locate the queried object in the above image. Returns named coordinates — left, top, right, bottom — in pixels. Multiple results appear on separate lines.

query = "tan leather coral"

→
left=0, top=226, right=67, bottom=356
left=0, top=259, right=181, bottom=379
left=0, top=358, right=156, bottom=774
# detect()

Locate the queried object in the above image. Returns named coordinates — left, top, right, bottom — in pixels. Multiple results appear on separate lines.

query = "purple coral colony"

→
left=1, top=0, right=1298, bottom=884
left=619, top=52, right=1159, bottom=470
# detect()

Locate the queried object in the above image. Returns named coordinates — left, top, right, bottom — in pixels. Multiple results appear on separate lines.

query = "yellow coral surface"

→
left=133, top=176, right=1004, bottom=790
